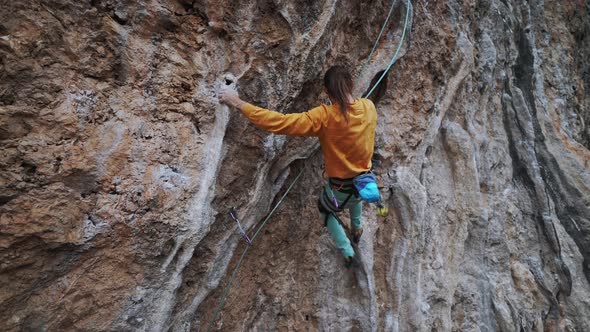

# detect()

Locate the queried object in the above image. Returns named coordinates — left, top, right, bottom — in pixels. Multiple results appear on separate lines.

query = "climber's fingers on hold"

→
left=217, top=86, right=238, bottom=105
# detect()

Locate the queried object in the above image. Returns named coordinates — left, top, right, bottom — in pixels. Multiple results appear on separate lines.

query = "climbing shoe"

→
left=345, top=254, right=361, bottom=269
left=345, top=256, right=353, bottom=268
left=351, top=228, right=363, bottom=244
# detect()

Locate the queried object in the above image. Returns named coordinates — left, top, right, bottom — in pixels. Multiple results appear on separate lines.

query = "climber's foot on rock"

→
left=351, top=228, right=363, bottom=244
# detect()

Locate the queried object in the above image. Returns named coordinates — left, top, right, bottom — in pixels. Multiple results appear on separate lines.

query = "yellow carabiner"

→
left=377, top=202, right=389, bottom=218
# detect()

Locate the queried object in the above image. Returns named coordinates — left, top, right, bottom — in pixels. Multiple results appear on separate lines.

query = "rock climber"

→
left=218, top=65, right=377, bottom=267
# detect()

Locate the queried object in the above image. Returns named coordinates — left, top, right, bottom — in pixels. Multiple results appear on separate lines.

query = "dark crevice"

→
left=176, top=0, right=194, bottom=13
left=21, top=161, right=37, bottom=176
left=0, top=195, right=16, bottom=206
left=511, top=24, right=587, bottom=287
left=500, top=82, right=537, bottom=201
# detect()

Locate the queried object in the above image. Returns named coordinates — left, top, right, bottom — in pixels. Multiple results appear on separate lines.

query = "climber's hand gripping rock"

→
left=218, top=86, right=246, bottom=109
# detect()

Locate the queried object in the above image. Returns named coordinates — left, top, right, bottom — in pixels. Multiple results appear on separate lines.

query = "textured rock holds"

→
left=1, top=0, right=589, bottom=331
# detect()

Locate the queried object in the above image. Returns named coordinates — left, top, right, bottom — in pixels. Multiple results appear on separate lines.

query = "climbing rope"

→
left=355, top=0, right=398, bottom=87
left=203, top=168, right=305, bottom=332
left=203, top=2, right=412, bottom=329
left=364, top=0, right=411, bottom=98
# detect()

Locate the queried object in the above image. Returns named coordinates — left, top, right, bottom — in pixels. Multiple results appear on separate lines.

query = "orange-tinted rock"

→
left=1, top=0, right=589, bottom=331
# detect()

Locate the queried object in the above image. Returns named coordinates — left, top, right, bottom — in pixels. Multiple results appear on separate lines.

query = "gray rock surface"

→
left=1, top=0, right=589, bottom=331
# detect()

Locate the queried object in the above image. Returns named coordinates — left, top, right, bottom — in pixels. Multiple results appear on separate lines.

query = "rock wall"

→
left=1, top=0, right=589, bottom=331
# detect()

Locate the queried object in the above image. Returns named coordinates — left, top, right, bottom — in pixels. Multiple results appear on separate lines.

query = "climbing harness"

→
left=318, top=179, right=355, bottom=227
left=203, top=169, right=304, bottom=332
left=318, top=171, right=387, bottom=230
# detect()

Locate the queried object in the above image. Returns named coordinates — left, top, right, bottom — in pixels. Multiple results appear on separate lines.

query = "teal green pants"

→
left=321, top=189, right=363, bottom=258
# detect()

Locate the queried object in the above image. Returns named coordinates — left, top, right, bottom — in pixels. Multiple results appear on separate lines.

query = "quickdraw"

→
left=228, top=207, right=252, bottom=245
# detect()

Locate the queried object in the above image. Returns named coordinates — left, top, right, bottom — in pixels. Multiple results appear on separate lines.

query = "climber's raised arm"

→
left=218, top=86, right=325, bottom=137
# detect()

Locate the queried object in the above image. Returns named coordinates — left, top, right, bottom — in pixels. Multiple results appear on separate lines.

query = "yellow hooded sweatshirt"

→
left=240, top=98, right=377, bottom=179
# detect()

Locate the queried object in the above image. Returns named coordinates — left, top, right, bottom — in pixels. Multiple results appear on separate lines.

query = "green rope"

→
left=202, top=3, right=413, bottom=329
left=355, top=0, right=398, bottom=87
left=203, top=168, right=305, bottom=332
left=364, top=0, right=411, bottom=98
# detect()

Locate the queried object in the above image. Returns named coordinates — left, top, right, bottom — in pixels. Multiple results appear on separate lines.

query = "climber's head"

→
left=324, top=65, right=354, bottom=122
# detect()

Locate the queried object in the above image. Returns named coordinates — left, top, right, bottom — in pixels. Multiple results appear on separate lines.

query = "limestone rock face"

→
left=1, top=0, right=589, bottom=331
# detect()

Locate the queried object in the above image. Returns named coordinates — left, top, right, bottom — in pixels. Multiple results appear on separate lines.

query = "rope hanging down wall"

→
left=203, top=1, right=411, bottom=330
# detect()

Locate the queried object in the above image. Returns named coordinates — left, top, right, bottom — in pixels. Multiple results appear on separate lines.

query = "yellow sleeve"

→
left=239, top=103, right=326, bottom=137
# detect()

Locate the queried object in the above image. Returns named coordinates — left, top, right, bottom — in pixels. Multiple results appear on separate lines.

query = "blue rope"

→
left=355, top=0, right=397, bottom=87
left=364, top=0, right=411, bottom=98
left=203, top=169, right=305, bottom=332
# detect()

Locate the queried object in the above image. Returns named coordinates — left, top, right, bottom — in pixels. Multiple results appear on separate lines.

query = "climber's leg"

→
left=348, top=196, right=363, bottom=230
left=347, top=195, right=363, bottom=244
left=323, top=212, right=355, bottom=258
